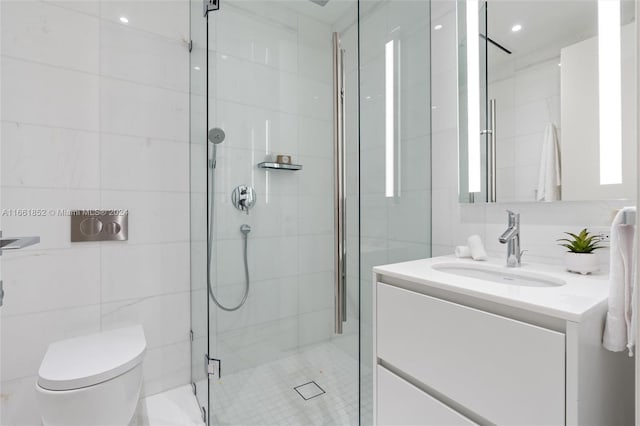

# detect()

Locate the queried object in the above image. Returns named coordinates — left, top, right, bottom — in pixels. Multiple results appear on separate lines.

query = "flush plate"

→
left=71, top=210, right=128, bottom=242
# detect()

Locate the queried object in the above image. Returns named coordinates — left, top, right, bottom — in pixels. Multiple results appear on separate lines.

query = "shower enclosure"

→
left=190, top=0, right=432, bottom=424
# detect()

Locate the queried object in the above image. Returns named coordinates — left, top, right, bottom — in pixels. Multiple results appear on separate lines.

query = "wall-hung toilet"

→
left=36, top=325, right=146, bottom=426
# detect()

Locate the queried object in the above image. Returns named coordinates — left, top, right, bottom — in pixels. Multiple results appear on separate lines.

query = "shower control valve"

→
left=232, top=185, right=256, bottom=215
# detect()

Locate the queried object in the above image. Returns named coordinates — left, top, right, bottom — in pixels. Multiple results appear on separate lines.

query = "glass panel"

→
left=202, top=1, right=359, bottom=424
left=358, top=1, right=432, bottom=423
left=190, top=0, right=209, bottom=418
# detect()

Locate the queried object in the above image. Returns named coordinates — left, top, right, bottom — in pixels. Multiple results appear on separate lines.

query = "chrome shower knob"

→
left=231, top=185, right=256, bottom=215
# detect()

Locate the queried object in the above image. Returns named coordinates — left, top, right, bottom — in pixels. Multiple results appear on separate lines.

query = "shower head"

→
left=309, top=0, right=329, bottom=6
left=208, top=127, right=225, bottom=169
left=208, top=127, right=226, bottom=144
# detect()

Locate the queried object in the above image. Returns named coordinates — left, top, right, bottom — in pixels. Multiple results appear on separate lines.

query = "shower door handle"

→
left=482, top=99, right=497, bottom=202
left=333, top=32, right=347, bottom=334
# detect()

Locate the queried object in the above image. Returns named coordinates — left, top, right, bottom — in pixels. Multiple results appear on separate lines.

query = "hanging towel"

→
left=603, top=207, right=637, bottom=355
left=536, top=123, right=561, bottom=202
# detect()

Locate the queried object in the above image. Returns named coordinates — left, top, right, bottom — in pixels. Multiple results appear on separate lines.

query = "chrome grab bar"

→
left=333, top=32, right=346, bottom=334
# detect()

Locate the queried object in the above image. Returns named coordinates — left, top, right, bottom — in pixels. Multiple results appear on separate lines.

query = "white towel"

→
left=536, top=123, right=561, bottom=202
left=467, top=235, right=488, bottom=261
left=455, top=246, right=472, bottom=258
left=603, top=207, right=637, bottom=355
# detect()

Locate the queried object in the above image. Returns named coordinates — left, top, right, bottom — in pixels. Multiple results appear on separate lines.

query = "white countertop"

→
left=373, top=256, right=611, bottom=322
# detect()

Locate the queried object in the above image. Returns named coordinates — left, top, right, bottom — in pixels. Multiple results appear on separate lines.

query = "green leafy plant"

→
left=557, top=228, right=604, bottom=254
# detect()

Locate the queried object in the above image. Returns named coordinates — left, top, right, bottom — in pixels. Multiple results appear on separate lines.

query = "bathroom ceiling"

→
left=487, top=0, right=635, bottom=72
left=488, top=2, right=597, bottom=58
left=280, top=0, right=355, bottom=26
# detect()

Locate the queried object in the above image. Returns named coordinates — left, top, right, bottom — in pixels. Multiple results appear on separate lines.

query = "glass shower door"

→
left=191, top=1, right=433, bottom=424
left=357, top=1, right=433, bottom=421
left=201, top=1, right=360, bottom=424
left=189, top=0, right=209, bottom=420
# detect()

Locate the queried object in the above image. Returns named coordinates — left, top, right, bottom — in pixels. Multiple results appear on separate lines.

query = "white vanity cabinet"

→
left=373, top=258, right=635, bottom=426
left=377, top=283, right=564, bottom=425
left=377, top=364, right=478, bottom=426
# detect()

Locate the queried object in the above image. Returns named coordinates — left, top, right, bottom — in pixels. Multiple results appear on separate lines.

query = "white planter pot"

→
left=564, top=252, right=600, bottom=275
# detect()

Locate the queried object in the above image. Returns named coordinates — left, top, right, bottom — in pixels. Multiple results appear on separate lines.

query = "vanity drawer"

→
left=376, top=282, right=565, bottom=425
left=377, top=365, right=477, bottom=426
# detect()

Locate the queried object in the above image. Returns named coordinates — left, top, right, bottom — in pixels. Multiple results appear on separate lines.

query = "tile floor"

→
left=207, top=342, right=359, bottom=426
left=132, top=385, right=205, bottom=426
left=132, top=342, right=359, bottom=426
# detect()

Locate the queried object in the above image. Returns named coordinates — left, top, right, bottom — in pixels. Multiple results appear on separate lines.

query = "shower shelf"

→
left=257, top=162, right=303, bottom=171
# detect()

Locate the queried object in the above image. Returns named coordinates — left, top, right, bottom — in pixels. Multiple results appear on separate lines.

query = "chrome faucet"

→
left=498, top=210, right=522, bottom=267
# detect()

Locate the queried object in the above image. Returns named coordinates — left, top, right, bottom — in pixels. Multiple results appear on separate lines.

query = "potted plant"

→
left=557, top=228, right=605, bottom=274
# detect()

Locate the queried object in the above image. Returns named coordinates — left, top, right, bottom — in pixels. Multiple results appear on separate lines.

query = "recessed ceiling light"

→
left=511, top=24, right=522, bottom=32
left=119, top=16, right=129, bottom=24
left=434, top=24, right=443, bottom=31
left=193, top=66, right=201, bottom=71
left=558, top=63, right=562, bottom=67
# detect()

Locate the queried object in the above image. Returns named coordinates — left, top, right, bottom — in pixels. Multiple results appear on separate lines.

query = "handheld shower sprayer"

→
left=208, top=127, right=226, bottom=168
left=206, top=126, right=252, bottom=312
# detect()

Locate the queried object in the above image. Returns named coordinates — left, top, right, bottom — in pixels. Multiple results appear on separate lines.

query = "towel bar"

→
left=622, top=209, right=636, bottom=225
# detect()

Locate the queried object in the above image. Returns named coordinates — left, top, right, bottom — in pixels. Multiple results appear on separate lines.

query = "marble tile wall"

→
left=490, top=58, right=561, bottom=202
left=0, top=1, right=191, bottom=424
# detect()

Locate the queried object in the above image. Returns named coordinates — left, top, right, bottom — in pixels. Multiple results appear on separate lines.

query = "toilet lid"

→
left=38, top=325, right=146, bottom=391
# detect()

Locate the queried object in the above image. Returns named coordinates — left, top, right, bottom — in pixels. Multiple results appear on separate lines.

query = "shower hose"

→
left=207, top=167, right=250, bottom=312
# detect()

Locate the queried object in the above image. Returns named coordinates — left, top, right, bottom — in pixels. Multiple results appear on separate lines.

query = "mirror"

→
left=457, top=0, right=637, bottom=203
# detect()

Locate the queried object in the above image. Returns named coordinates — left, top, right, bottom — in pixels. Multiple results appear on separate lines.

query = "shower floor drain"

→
left=294, top=381, right=325, bottom=400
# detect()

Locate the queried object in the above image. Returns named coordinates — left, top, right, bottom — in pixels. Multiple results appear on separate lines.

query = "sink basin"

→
left=432, top=263, right=566, bottom=287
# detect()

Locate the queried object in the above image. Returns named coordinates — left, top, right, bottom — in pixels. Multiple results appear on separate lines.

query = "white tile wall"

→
left=43, top=0, right=100, bottom=17
left=0, top=1, right=191, bottom=424
left=2, top=57, right=100, bottom=131
left=430, top=1, right=630, bottom=267
left=99, top=77, right=189, bottom=141
left=1, top=1, right=100, bottom=73
left=2, top=248, right=101, bottom=316
left=2, top=123, right=101, bottom=189
left=100, top=0, right=189, bottom=41
left=489, top=59, right=561, bottom=201
left=100, top=20, right=189, bottom=92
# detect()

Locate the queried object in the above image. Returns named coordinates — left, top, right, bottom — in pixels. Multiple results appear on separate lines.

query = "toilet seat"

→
left=38, top=325, right=146, bottom=391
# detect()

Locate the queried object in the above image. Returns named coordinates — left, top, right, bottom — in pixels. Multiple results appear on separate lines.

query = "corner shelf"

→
left=257, top=162, right=303, bottom=171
